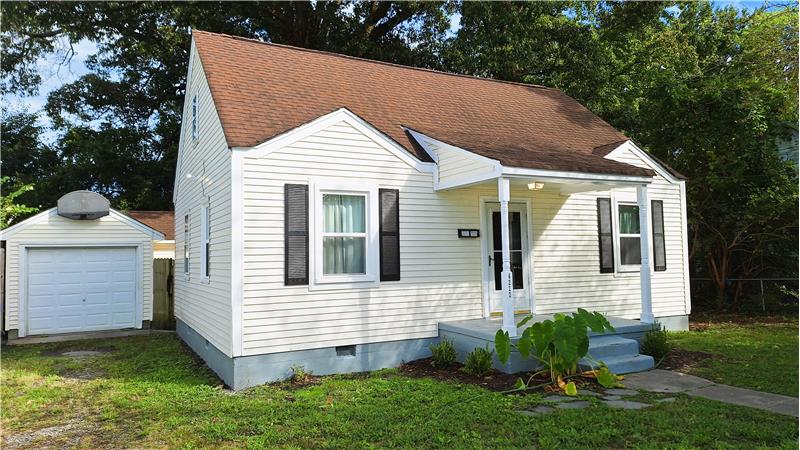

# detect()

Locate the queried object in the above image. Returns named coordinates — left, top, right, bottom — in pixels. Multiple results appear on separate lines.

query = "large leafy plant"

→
left=495, top=309, right=618, bottom=394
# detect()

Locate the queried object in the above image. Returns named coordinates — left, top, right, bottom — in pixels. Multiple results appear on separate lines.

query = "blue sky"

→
left=5, top=0, right=780, bottom=140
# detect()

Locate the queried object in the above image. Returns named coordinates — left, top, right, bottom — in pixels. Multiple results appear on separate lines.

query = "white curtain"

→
left=323, top=194, right=366, bottom=274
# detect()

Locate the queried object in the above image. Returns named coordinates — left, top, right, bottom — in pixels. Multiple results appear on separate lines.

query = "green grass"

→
left=1, top=334, right=797, bottom=449
left=669, top=315, right=798, bottom=396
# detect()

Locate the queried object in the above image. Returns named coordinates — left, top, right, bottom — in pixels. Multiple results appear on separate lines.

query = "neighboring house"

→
left=173, top=31, right=691, bottom=389
left=125, top=211, right=176, bottom=259
left=0, top=191, right=164, bottom=338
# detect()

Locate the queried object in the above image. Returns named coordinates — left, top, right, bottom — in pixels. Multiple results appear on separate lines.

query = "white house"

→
left=173, top=31, right=691, bottom=389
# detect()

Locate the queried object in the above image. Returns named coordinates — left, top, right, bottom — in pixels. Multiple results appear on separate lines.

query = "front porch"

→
left=439, top=315, right=655, bottom=374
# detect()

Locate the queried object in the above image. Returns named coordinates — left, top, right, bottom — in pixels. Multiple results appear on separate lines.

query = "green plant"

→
left=289, top=364, right=311, bottom=383
left=0, top=176, right=37, bottom=229
left=640, top=325, right=672, bottom=361
left=495, top=309, right=618, bottom=394
left=429, top=339, right=456, bottom=368
left=462, top=346, right=494, bottom=376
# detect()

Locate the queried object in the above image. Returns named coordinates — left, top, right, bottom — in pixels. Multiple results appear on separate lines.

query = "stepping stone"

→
left=602, top=400, right=651, bottom=410
left=543, top=395, right=576, bottom=403
left=623, top=369, right=714, bottom=393
left=61, top=351, right=105, bottom=358
left=518, top=406, right=555, bottom=416
left=602, top=395, right=622, bottom=401
left=604, top=388, right=638, bottom=396
left=555, top=400, right=591, bottom=410
left=655, top=397, right=676, bottom=403
left=578, top=390, right=602, bottom=397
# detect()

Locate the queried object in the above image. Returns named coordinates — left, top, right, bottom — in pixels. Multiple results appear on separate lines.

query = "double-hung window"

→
left=200, top=204, right=210, bottom=281
left=617, top=203, right=642, bottom=270
left=183, top=213, right=190, bottom=276
left=313, top=181, right=378, bottom=285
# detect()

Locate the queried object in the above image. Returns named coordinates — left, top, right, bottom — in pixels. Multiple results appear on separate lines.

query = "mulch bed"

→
left=398, top=358, right=524, bottom=391
left=659, top=348, right=714, bottom=372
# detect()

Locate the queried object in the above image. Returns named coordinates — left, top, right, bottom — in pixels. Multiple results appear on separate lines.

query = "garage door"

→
left=27, top=247, right=138, bottom=335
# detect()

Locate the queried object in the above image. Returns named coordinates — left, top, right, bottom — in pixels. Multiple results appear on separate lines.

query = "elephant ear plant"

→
left=495, top=309, right=619, bottom=395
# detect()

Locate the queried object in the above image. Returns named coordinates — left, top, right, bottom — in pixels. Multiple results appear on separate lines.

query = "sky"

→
left=5, top=0, right=778, bottom=140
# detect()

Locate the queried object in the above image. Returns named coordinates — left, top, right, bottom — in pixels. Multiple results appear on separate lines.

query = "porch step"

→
left=580, top=336, right=655, bottom=374
left=586, top=336, right=641, bottom=360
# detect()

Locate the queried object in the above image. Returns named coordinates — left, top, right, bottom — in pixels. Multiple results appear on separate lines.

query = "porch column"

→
left=498, top=177, right=517, bottom=336
left=637, top=184, right=655, bottom=323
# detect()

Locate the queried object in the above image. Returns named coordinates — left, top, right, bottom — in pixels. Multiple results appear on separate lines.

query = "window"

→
left=183, top=214, right=190, bottom=275
left=200, top=204, right=210, bottom=280
left=617, top=204, right=641, bottom=268
left=322, top=193, right=366, bottom=275
left=313, top=181, right=378, bottom=285
left=191, top=95, right=198, bottom=140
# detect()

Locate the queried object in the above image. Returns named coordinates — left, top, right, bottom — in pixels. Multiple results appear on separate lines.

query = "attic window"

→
left=191, top=95, right=198, bottom=140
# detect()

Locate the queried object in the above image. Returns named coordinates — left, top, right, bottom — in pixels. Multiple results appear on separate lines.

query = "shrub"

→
left=496, top=309, right=619, bottom=394
left=289, top=364, right=311, bottom=383
left=640, top=325, right=671, bottom=361
left=463, top=346, right=494, bottom=376
left=429, top=339, right=456, bottom=368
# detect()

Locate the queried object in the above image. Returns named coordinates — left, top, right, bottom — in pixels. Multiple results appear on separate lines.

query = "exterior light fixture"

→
left=527, top=182, right=544, bottom=190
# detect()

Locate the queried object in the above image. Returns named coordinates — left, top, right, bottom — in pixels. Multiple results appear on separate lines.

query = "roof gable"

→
left=192, top=30, right=651, bottom=177
left=0, top=208, right=166, bottom=241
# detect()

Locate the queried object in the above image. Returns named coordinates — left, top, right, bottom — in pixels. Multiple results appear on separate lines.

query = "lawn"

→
left=668, top=314, right=798, bottom=396
left=1, top=333, right=797, bottom=449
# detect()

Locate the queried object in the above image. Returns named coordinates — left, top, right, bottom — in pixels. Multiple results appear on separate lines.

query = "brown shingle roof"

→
left=193, top=30, right=654, bottom=178
left=125, top=211, right=174, bottom=240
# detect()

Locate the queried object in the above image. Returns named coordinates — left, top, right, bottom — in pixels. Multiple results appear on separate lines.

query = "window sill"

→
left=309, top=279, right=379, bottom=291
left=200, top=276, right=210, bottom=285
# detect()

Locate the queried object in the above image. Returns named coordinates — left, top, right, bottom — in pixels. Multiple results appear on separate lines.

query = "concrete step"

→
left=586, top=336, right=640, bottom=361
left=583, top=354, right=655, bottom=375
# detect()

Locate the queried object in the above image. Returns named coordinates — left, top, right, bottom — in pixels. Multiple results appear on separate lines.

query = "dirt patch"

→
left=59, top=367, right=106, bottom=381
left=40, top=346, right=116, bottom=357
left=2, top=419, right=94, bottom=449
left=660, top=348, right=714, bottom=372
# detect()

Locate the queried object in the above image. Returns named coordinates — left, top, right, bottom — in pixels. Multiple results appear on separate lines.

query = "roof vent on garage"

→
left=57, top=190, right=110, bottom=220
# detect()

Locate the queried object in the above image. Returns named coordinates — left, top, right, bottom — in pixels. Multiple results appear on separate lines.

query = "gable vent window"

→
left=191, top=95, right=198, bottom=140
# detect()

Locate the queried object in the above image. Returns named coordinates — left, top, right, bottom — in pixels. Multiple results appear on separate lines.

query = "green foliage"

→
left=289, top=364, right=311, bottom=383
left=462, top=346, right=493, bottom=376
left=0, top=176, right=38, bottom=228
left=429, top=339, right=456, bottom=368
left=640, top=325, right=672, bottom=361
left=496, top=309, right=616, bottom=390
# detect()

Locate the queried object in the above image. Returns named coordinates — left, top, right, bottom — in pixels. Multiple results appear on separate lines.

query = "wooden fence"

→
left=152, top=258, right=175, bottom=330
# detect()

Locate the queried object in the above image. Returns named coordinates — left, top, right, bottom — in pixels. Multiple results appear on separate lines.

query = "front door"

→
left=487, top=203, right=530, bottom=314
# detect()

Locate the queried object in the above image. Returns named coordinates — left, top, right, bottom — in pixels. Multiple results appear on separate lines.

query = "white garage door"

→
left=27, top=247, right=138, bottom=335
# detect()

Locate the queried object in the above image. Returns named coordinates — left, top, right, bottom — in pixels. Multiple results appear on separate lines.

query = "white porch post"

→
left=637, top=184, right=655, bottom=323
left=498, top=177, right=517, bottom=336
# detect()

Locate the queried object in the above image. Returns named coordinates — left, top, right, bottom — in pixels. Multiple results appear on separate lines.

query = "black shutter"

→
left=651, top=200, right=667, bottom=272
left=284, top=184, right=308, bottom=285
left=597, top=198, right=615, bottom=273
left=379, top=188, right=400, bottom=281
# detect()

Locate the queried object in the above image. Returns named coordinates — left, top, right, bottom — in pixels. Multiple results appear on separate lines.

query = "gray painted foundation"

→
left=177, top=319, right=436, bottom=390
left=655, top=315, right=689, bottom=331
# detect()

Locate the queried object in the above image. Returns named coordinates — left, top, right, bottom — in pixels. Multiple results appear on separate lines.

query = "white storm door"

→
left=27, top=247, right=138, bottom=334
left=487, top=204, right=530, bottom=314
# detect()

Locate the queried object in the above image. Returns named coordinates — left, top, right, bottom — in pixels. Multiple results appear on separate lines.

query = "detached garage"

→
left=0, top=191, right=165, bottom=338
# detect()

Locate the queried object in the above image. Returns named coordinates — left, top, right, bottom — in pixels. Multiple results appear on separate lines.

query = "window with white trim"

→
left=183, top=213, right=190, bottom=275
left=191, top=95, right=198, bottom=140
left=200, top=204, right=210, bottom=280
left=617, top=203, right=641, bottom=269
left=313, top=180, right=378, bottom=285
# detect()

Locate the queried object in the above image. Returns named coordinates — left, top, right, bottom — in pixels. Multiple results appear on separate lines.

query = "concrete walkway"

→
left=4, top=329, right=174, bottom=346
left=623, top=369, right=798, bottom=417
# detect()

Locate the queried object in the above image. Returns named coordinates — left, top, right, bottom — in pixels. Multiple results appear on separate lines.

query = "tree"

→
left=2, top=1, right=454, bottom=211
left=0, top=177, right=38, bottom=228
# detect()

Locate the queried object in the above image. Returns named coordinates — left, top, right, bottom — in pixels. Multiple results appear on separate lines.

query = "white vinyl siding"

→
left=239, top=121, right=690, bottom=356
left=3, top=213, right=154, bottom=332
left=173, top=42, right=233, bottom=356
left=429, top=141, right=496, bottom=186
